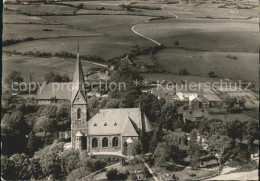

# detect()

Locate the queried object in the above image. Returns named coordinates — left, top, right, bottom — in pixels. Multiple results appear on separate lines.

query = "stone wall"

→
left=88, top=135, right=122, bottom=153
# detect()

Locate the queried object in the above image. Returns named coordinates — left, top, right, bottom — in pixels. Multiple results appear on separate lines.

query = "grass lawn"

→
left=2, top=54, right=102, bottom=83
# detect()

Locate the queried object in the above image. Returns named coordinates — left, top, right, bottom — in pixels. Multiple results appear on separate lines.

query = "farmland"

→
left=2, top=0, right=259, bottom=88
left=2, top=54, right=102, bottom=83
left=3, top=11, right=154, bottom=60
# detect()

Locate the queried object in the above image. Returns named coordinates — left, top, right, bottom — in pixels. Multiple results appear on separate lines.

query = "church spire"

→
left=71, top=41, right=86, bottom=103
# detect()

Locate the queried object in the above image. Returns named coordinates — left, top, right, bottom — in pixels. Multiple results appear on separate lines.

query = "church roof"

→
left=122, top=118, right=139, bottom=137
left=88, top=108, right=153, bottom=136
left=71, top=52, right=86, bottom=103
left=142, top=116, right=154, bottom=132
left=36, top=83, right=71, bottom=100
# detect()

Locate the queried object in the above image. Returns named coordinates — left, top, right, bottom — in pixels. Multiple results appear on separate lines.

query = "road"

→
left=131, top=4, right=178, bottom=46
left=144, top=162, right=159, bottom=181
left=161, top=5, right=179, bottom=19
left=208, top=169, right=258, bottom=180
left=131, top=21, right=161, bottom=46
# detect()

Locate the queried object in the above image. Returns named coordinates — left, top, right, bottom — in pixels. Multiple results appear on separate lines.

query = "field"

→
left=2, top=54, right=102, bottom=83
left=2, top=0, right=259, bottom=88
left=134, top=15, right=258, bottom=86
left=155, top=49, right=258, bottom=85
left=3, top=12, right=154, bottom=60
left=162, top=1, right=259, bottom=19
left=135, top=18, right=259, bottom=51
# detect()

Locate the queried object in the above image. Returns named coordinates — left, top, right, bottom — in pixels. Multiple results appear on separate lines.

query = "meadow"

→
left=135, top=18, right=259, bottom=52
left=162, top=1, right=259, bottom=19
left=3, top=14, right=154, bottom=60
left=155, top=49, right=258, bottom=86
left=133, top=15, right=258, bottom=86
left=2, top=0, right=259, bottom=87
left=2, top=54, right=102, bottom=83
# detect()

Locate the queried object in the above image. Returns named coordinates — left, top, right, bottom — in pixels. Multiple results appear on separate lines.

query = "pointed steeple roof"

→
left=71, top=43, right=86, bottom=103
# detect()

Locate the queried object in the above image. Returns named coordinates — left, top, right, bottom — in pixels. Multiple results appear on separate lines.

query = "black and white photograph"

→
left=1, top=0, right=259, bottom=180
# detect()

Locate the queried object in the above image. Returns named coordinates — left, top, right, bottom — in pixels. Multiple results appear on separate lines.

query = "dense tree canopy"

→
left=45, top=72, right=70, bottom=83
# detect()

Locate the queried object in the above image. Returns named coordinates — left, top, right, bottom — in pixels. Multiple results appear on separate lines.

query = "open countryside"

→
left=1, top=0, right=259, bottom=180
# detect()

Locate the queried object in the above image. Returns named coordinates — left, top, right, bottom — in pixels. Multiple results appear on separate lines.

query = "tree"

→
left=1, top=111, right=28, bottom=155
left=109, top=61, right=142, bottom=98
left=174, top=40, right=180, bottom=46
left=62, top=74, right=70, bottom=82
left=33, top=116, right=55, bottom=138
left=106, top=168, right=127, bottom=180
left=208, top=119, right=227, bottom=137
left=140, top=131, right=150, bottom=153
left=242, top=120, right=259, bottom=147
left=45, top=72, right=69, bottom=83
left=161, top=102, right=178, bottom=130
left=106, top=168, right=118, bottom=180
left=152, top=143, right=168, bottom=166
left=34, top=141, right=64, bottom=179
left=66, top=166, right=91, bottom=180
left=27, top=130, right=38, bottom=156
left=60, top=149, right=80, bottom=175
left=57, top=103, right=71, bottom=127
left=208, top=71, right=217, bottom=78
left=128, top=140, right=143, bottom=156
left=224, top=96, right=236, bottom=111
left=179, top=69, right=189, bottom=75
left=238, top=97, right=246, bottom=109
left=137, top=93, right=165, bottom=123
left=77, top=3, right=83, bottom=10
left=105, top=98, right=124, bottom=108
left=188, top=130, right=200, bottom=169
left=9, top=153, right=33, bottom=180
left=45, top=72, right=55, bottom=83
left=5, top=71, right=24, bottom=85
left=208, top=134, right=233, bottom=174
left=149, top=130, right=159, bottom=153
left=226, top=119, right=243, bottom=141
left=1, top=155, right=15, bottom=180
left=41, top=104, right=58, bottom=119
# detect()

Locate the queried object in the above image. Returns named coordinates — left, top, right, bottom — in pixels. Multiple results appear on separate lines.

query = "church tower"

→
left=71, top=44, right=88, bottom=150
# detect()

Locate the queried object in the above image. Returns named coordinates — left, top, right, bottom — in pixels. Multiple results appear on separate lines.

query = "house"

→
left=70, top=50, right=154, bottom=154
left=121, top=54, right=136, bottom=66
left=36, top=83, right=71, bottom=105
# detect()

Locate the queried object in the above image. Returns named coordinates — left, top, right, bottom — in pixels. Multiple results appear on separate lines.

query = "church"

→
left=71, top=51, right=154, bottom=154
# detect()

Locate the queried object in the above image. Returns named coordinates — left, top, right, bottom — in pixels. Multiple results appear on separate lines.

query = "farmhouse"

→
left=70, top=51, right=154, bottom=154
left=36, top=83, right=71, bottom=105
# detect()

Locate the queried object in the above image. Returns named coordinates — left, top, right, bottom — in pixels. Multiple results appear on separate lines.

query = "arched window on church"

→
left=102, top=137, right=108, bottom=147
left=112, top=137, right=118, bottom=147
left=77, top=108, right=81, bottom=119
left=92, top=138, right=98, bottom=148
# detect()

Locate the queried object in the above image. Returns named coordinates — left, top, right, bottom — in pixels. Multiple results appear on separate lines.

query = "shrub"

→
left=208, top=71, right=217, bottom=78
left=174, top=40, right=180, bottom=46
left=106, top=168, right=127, bottom=180
left=179, top=69, right=189, bottom=75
